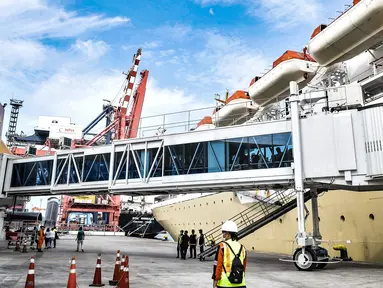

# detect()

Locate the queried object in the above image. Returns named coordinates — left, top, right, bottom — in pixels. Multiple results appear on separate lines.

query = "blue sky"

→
left=0, top=0, right=348, bottom=209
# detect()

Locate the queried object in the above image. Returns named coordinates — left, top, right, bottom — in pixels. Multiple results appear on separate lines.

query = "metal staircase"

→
left=198, top=190, right=313, bottom=259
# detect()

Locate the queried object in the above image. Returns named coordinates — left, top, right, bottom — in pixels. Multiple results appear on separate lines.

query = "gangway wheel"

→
left=293, top=247, right=317, bottom=271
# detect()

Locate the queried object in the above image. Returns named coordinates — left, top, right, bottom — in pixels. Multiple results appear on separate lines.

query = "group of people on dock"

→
left=176, top=229, right=205, bottom=260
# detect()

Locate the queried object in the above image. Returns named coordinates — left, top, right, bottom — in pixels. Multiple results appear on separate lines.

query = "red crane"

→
left=72, top=48, right=148, bottom=147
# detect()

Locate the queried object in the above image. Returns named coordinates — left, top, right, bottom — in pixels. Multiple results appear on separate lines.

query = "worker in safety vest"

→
left=212, top=221, right=247, bottom=288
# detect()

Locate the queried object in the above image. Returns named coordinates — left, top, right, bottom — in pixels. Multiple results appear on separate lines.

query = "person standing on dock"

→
left=75, top=226, right=85, bottom=252
left=198, top=229, right=205, bottom=260
left=177, top=230, right=184, bottom=258
left=212, top=221, right=247, bottom=288
left=189, top=229, right=197, bottom=259
left=180, top=230, right=189, bottom=260
left=37, top=226, right=45, bottom=252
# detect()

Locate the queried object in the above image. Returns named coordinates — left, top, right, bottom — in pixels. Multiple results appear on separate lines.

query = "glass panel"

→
left=164, top=145, right=183, bottom=176
left=186, top=142, right=208, bottom=174
left=114, top=151, right=127, bottom=180
left=69, top=156, right=83, bottom=184
left=10, top=160, right=53, bottom=187
left=83, top=153, right=110, bottom=182
left=147, top=147, right=163, bottom=178
left=273, top=132, right=293, bottom=167
left=127, top=150, right=144, bottom=179
left=225, top=137, right=250, bottom=171
left=208, top=141, right=225, bottom=172
left=250, top=135, right=273, bottom=169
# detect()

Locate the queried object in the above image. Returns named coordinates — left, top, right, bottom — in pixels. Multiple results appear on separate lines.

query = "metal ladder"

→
left=198, top=190, right=312, bottom=259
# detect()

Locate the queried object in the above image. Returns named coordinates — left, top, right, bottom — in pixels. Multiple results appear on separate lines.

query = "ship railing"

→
left=100, top=100, right=280, bottom=138
left=201, top=189, right=298, bottom=248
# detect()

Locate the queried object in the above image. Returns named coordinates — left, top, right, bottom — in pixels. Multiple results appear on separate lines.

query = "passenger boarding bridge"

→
left=1, top=78, right=383, bottom=198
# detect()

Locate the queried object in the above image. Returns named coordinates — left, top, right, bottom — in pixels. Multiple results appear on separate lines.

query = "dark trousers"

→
left=200, top=245, right=204, bottom=254
left=177, top=245, right=180, bottom=258
left=189, top=245, right=196, bottom=258
left=181, top=247, right=188, bottom=259
left=53, top=238, right=57, bottom=248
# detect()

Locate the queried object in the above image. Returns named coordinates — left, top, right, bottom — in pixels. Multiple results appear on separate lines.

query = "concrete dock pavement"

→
left=0, top=236, right=382, bottom=287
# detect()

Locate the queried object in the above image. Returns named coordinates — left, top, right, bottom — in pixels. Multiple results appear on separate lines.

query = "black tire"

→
left=293, top=247, right=318, bottom=271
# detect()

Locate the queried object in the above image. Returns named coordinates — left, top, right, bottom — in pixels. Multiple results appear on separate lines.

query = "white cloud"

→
left=0, top=1, right=130, bottom=138
left=139, top=78, right=211, bottom=136
left=142, top=41, right=162, bottom=49
left=159, top=49, right=176, bottom=57
left=189, top=32, right=269, bottom=91
left=26, top=68, right=124, bottom=132
left=152, top=24, right=193, bottom=41
left=0, top=39, right=47, bottom=70
left=73, top=40, right=109, bottom=60
left=0, top=0, right=130, bottom=39
left=209, top=8, right=215, bottom=16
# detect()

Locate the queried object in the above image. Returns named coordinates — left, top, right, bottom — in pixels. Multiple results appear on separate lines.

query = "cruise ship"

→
left=152, top=0, right=383, bottom=264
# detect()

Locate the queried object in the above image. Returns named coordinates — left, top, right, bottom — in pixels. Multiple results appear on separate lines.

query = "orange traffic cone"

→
left=125, top=256, right=130, bottom=288
left=67, top=257, right=76, bottom=288
left=89, top=253, right=105, bottom=287
left=117, top=256, right=128, bottom=288
left=109, top=250, right=121, bottom=285
left=25, top=256, right=35, bottom=288
left=22, top=238, right=28, bottom=253
left=118, top=255, right=126, bottom=282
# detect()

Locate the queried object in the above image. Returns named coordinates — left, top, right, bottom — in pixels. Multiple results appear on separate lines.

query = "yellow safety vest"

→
left=217, top=239, right=246, bottom=287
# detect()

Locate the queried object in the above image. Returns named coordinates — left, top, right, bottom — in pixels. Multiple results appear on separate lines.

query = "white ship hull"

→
left=152, top=190, right=383, bottom=263
left=248, top=59, right=319, bottom=106
left=308, top=0, right=383, bottom=67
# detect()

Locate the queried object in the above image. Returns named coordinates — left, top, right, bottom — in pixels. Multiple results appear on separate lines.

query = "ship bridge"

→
left=2, top=83, right=383, bottom=197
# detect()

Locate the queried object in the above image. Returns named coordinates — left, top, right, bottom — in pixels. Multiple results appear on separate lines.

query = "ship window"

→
left=230, top=198, right=232, bottom=201
left=279, top=219, right=283, bottom=224
left=221, top=200, right=224, bottom=203
left=369, top=214, right=375, bottom=220
left=340, top=215, right=345, bottom=222
left=206, top=202, right=208, bottom=206
left=213, top=201, right=216, bottom=204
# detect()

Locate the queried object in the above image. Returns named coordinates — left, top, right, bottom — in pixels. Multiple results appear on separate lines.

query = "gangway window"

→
left=113, top=147, right=163, bottom=180
left=11, top=160, right=54, bottom=187
left=83, top=153, right=110, bottom=182
left=163, top=132, right=292, bottom=175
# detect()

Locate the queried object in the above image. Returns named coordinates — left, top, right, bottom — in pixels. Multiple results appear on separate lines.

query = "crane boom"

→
left=126, top=70, right=149, bottom=138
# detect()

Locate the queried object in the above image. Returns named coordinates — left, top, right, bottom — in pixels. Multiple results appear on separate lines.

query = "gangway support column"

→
left=289, top=82, right=329, bottom=271
left=289, top=81, right=307, bottom=245
left=311, top=190, right=322, bottom=241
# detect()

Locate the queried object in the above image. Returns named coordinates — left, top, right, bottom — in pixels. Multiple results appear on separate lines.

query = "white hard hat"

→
left=221, top=220, right=238, bottom=233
